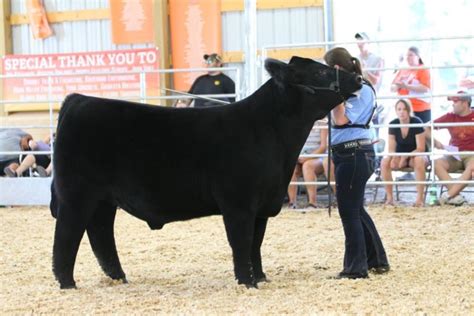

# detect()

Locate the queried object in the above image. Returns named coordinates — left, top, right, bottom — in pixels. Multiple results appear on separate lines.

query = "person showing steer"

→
left=50, top=56, right=363, bottom=289
left=324, top=47, right=390, bottom=279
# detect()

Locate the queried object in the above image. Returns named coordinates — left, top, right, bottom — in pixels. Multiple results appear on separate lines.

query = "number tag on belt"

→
left=344, top=142, right=358, bottom=149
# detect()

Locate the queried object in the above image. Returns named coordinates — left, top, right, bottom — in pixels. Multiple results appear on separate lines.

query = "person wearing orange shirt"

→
left=391, top=46, right=431, bottom=123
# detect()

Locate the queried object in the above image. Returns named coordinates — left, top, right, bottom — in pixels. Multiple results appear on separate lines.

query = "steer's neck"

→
left=242, top=80, right=324, bottom=159
left=280, top=117, right=315, bottom=162
left=269, top=81, right=321, bottom=166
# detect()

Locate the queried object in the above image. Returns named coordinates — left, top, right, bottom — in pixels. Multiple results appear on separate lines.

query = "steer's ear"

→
left=265, top=58, right=290, bottom=87
left=289, top=56, right=315, bottom=66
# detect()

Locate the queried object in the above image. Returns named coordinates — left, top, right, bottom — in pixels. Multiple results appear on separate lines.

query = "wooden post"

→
left=0, top=0, right=12, bottom=116
left=153, top=0, right=171, bottom=106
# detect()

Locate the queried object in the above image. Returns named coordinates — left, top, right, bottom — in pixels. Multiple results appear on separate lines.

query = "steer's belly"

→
left=116, top=194, right=221, bottom=229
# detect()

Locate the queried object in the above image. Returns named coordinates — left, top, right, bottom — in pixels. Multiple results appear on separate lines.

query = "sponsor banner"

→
left=169, top=0, right=222, bottom=91
left=1, top=48, right=160, bottom=101
left=110, top=0, right=154, bottom=44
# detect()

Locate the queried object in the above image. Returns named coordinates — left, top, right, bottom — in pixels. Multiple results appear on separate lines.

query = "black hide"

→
left=51, top=56, right=362, bottom=289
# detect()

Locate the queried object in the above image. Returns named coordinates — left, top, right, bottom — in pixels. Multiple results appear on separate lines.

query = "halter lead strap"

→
left=330, top=67, right=340, bottom=93
left=290, top=67, right=341, bottom=217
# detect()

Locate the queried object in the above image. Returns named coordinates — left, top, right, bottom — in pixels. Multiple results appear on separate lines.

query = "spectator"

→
left=174, top=99, right=189, bottom=108
left=355, top=32, right=384, bottom=92
left=287, top=119, right=333, bottom=209
left=427, top=91, right=474, bottom=206
left=3, top=135, right=52, bottom=177
left=302, top=138, right=335, bottom=208
left=391, top=46, right=431, bottom=123
left=380, top=99, right=428, bottom=207
left=0, top=129, right=31, bottom=176
left=181, top=53, right=235, bottom=108
left=355, top=32, right=386, bottom=139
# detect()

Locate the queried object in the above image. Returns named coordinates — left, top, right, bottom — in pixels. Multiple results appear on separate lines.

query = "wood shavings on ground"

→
left=0, top=205, right=472, bottom=314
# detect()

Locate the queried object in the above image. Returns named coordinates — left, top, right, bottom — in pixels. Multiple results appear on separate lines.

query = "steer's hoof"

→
left=254, top=272, right=270, bottom=283
left=238, top=278, right=258, bottom=289
left=121, top=277, right=128, bottom=284
left=60, top=282, right=77, bottom=290
left=256, top=276, right=271, bottom=283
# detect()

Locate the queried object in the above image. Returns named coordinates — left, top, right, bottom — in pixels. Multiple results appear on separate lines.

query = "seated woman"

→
left=288, top=118, right=334, bottom=209
left=3, top=135, right=52, bottom=177
left=1, top=130, right=31, bottom=176
left=301, top=155, right=335, bottom=209
left=381, top=99, right=429, bottom=207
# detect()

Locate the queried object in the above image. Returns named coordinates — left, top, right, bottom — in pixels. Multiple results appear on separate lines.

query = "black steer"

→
left=51, top=56, right=362, bottom=289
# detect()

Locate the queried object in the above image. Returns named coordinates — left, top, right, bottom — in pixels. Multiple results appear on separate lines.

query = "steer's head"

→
left=265, top=56, right=363, bottom=120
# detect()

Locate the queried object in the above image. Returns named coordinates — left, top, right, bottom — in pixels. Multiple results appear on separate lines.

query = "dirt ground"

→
left=0, top=204, right=472, bottom=314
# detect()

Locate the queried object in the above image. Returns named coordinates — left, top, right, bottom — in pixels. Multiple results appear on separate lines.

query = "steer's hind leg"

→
left=251, top=217, right=270, bottom=283
left=222, top=214, right=257, bottom=288
left=86, top=201, right=127, bottom=284
left=53, top=202, right=92, bottom=289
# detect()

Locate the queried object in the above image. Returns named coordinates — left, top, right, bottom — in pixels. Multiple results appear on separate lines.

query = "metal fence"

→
left=2, top=35, right=474, bottom=204
left=261, top=36, right=474, bottom=190
left=0, top=66, right=240, bottom=205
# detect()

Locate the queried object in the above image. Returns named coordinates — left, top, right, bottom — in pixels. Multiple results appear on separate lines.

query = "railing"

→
left=0, top=66, right=241, bottom=165
left=2, top=36, right=474, bottom=204
left=261, top=35, right=474, bottom=191
left=0, top=67, right=240, bottom=205
left=294, top=121, right=474, bottom=187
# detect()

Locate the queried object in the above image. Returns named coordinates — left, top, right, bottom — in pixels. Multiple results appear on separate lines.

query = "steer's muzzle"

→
left=355, top=75, right=363, bottom=85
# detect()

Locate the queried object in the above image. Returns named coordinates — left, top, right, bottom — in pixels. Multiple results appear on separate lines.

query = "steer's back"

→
left=54, top=93, right=281, bottom=223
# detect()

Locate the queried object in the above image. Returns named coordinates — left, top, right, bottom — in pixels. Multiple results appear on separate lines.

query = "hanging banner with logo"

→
left=110, top=0, right=154, bottom=44
left=169, top=0, right=222, bottom=91
left=26, top=0, right=53, bottom=39
left=1, top=48, right=160, bottom=101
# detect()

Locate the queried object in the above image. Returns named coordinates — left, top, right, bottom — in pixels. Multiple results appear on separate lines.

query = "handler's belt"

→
left=331, top=138, right=373, bottom=153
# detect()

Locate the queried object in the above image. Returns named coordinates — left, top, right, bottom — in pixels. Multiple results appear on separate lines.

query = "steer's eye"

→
left=315, top=69, right=330, bottom=78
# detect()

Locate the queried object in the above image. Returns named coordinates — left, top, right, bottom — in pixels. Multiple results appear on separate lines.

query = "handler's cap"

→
left=447, top=90, right=472, bottom=104
left=203, top=53, right=222, bottom=64
left=354, top=32, right=370, bottom=40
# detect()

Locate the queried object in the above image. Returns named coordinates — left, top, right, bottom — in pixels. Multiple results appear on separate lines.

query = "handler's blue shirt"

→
left=331, top=84, right=375, bottom=145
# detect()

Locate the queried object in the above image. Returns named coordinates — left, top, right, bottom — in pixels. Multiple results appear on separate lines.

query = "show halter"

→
left=292, top=67, right=344, bottom=217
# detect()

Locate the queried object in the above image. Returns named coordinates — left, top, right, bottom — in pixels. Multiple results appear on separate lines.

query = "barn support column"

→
left=0, top=0, right=12, bottom=116
left=243, top=0, right=257, bottom=97
left=153, top=0, right=171, bottom=106
left=323, top=0, right=335, bottom=49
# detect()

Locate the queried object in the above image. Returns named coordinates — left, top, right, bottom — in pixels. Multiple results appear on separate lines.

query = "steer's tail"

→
left=57, top=93, right=82, bottom=131
left=50, top=94, right=80, bottom=219
left=50, top=180, right=58, bottom=219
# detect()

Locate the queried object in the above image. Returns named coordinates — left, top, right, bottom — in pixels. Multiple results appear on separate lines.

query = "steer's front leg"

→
left=222, top=214, right=257, bottom=288
left=251, top=217, right=269, bottom=283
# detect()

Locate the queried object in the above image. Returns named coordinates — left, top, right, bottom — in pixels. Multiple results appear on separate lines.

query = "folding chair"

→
left=368, top=139, right=385, bottom=203
left=395, top=165, right=432, bottom=201
left=439, top=168, right=474, bottom=195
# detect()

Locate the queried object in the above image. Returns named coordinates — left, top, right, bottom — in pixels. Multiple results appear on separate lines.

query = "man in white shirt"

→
left=355, top=32, right=386, bottom=139
left=355, top=32, right=384, bottom=91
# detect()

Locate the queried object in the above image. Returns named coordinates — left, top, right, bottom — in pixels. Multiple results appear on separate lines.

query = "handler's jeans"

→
left=332, top=144, right=389, bottom=276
